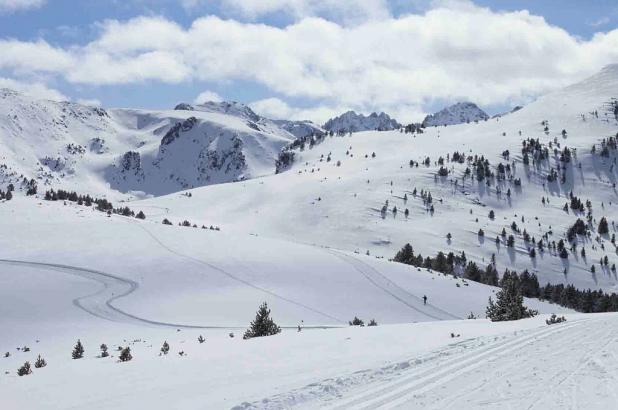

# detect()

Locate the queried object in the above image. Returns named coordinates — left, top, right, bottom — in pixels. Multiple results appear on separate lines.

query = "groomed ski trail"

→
left=0, top=259, right=221, bottom=329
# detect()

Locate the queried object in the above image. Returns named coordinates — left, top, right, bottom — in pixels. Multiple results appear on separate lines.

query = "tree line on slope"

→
left=43, top=189, right=146, bottom=219
left=394, top=243, right=618, bottom=314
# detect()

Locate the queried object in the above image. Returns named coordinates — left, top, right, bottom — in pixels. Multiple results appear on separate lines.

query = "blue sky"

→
left=0, top=0, right=617, bottom=122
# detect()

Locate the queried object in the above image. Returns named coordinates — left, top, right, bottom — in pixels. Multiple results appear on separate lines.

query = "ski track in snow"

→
left=0, top=259, right=231, bottom=329
left=0, top=215, right=349, bottom=329
left=126, top=219, right=347, bottom=325
left=327, top=250, right=461, bottom=321
left=236, top=317, right=609, bottom=410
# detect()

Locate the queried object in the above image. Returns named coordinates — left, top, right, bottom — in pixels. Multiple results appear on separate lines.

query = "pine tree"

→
left=486, top=275, right=537, bottom=321
left=34, top=355, right=47, bottom=368
left=17, top=361, right=32, bottom=376
left=507, top=235, right=515, bottom=247
left=119, top=347, right=132, bottom=362
left=599, top=217, right=609, bottom=235
left=243, top=302, right=281, bottom=339
left=394, top=243, right=415, bottom=265
left=100, top=344, right=109, bottom=358
left=72, top=339, right=84, bottom=359
left=161, top=341, right=170, bottom=355
left=349, top=316, right=364, bottom=326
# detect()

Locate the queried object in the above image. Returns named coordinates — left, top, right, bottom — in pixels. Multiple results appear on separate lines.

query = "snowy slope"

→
left=138, top=65, right=618, bottom=293
left=0, top=197, right=565, bottom=328
left=0, top=92, right=298, bottom=198
left=324, top=111, right=401, bottom=133
left=0, top=195, right=573, bottom=409
left=422, top=102, right=489, bottom=127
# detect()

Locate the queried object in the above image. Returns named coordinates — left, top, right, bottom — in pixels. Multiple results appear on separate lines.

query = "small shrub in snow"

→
left=4, top=352, right=9, bottom=358
left=136, top=211, right=146, bottom=220
left=197, top=335, right=205, bottom=344
left=367, top=319, right=378, bottom=327
left=161, top=341, right=170, bottom=355
left=349, top=316, right=364, bottom=326
left=162, top=218, right=172, bottom=225
left=243, top=302, right=281, bottom=339
left=34, top=355, right=47, bottom=368
left=119, top=347, right=132, bottom=362
left=72, top=339, right=84, bottom=359
left=17, top=361, right=32, bottom=376
left=546, top=314, right=566, bottom=325
left=100, top=344, right=109, bottom=358
left=467, top=312, right=477, bottom=319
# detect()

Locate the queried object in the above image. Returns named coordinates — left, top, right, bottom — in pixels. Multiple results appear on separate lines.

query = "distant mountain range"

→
left=323, top=111, right=401, bottom=133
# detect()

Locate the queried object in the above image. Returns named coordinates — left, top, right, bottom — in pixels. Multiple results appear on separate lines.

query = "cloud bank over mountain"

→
left=1, top=1, right=618, bottom=122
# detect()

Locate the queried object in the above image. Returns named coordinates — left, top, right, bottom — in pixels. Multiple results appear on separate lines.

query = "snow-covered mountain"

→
left=422, top=102, right=489, bottom=127
left=3, top=66, right=618, bottom=410
left=0, top=93, right=299, bottom=197
left=324, top=111, right=401, bottom=133
left=137, top=65, right=618, bottom=294
left=272, top=119, right=325, bottom=139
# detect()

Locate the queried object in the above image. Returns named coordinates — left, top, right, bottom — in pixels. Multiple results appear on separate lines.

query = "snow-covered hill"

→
left=324, top=111, right=401, bottom=133
left=0, top=93, right=299, bottom=197
left=137, top=65, right=618, bottom=294
left=422, top=102, right=489, bottom=127
left=0, top=195, right=573, bottom=409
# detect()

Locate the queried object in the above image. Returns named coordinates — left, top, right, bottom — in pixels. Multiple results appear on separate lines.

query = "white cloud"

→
left=1, top=2, right=618, bottom=121
left=0, top=77, right=67, bottom=101
left=250, top=98, right=295, bottom=119
left=77, top=98, right=102, bottom=107
left=0, top=0, right=45, bottom=13
left=250, top=97, right=349, bottom=124
left=0, top=39, right=73, bottom=73
left=194, top=90, right=222, bottom=104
